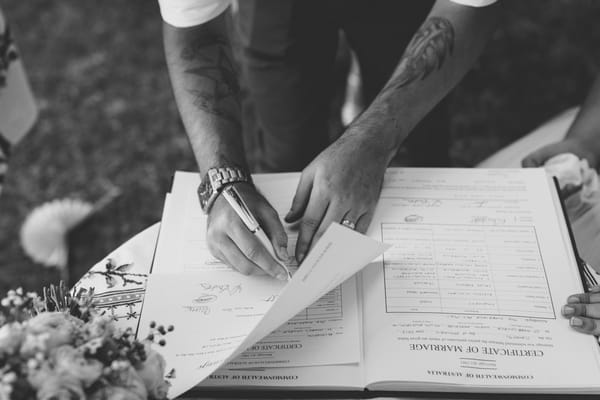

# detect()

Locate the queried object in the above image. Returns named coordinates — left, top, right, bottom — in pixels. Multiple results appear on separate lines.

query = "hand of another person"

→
left=522, top=138, right=599, bottom=169
left=284, top=133, right=389, bottom=263
left=562, top=286, right=600, bottom=335
left=206, top=183, right=290, bottom=280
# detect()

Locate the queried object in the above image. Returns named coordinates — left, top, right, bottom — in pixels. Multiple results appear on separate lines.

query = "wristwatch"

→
left=198, top=166, right=251, bottom=214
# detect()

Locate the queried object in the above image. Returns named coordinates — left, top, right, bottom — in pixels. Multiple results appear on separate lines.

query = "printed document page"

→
left=151, top=172, right=366, bottom=370
left=361, top=168, right=600, bottom=392
left=140, top=223, right=388, bottom=398
left=199, top=363, right=364, bottom=390
left=202, top=272, right=368, bottom=389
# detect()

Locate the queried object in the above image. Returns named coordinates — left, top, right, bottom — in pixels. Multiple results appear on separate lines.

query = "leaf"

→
left=115, top=262, right=133, bottom=273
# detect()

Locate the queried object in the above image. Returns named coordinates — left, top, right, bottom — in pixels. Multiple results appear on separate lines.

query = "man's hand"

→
left=284, top=133, right=388, bottom=263
left=522, top=138, right=599, bottom=168
left=562, top=286, right=600, bottom=335
left=207, top=183, right=290, bottom=280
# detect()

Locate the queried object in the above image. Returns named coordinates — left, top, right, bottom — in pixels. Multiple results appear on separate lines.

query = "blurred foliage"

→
left=0, top=0, right=599, bottom=293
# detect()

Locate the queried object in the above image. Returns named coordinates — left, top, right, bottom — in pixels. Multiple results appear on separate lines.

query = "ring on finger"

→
left=341, top=218, right=356, bottom=230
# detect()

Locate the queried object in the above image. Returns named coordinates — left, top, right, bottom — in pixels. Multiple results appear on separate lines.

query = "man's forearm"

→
left=348, top=0, right=499, bottom=161
left=163, top=13, right=247, bottom=175
left=566, top=76, right=600, bottom=149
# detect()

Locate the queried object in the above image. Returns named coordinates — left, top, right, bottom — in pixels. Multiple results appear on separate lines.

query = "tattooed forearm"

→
left=383, top=17, right=454, bottom=93
left=180, top=35, right=241, bottom=128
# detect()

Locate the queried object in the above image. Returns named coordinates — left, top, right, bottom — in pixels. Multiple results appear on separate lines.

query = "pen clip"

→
left=222, top=185, right=260, bottom=232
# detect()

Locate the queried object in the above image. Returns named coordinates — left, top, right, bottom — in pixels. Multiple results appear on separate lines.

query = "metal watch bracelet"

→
left=198, top=167, right=251, bottom=214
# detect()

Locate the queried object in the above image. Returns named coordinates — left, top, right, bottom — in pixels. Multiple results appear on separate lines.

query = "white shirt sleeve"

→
left=159, top=0, right=496, bottom=28
left=449, top=0, right=498, bottom=7
left=158, top=0, right=232, bottom=28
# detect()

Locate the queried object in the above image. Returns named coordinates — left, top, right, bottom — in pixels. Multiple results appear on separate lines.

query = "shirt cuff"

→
left=159, top=0, right=232, bottom=28
left=449, top=0, right=498, bottom=7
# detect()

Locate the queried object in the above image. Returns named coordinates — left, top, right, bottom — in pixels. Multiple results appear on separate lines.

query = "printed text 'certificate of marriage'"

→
left=361, top=168, right=600, bottom=391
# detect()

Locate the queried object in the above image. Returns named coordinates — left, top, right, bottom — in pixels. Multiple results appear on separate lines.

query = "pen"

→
left=221, top=185, right=292, bottom=281
left=552, top=177, right=598, bottom=292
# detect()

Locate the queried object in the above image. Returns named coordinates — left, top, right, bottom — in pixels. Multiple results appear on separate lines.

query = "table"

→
left=75, top=108, right=600, bottom=399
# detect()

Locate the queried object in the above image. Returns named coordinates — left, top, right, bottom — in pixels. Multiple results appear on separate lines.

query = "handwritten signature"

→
left=470, top=216, right=506, bottom=225
left=182, top=305, right=210, bottom=315
left=263, top=294, right=279, bottom=302
left=194, top=294, right=218, bottom=304
left=405, top=214, right=424, bottom=223
left=198, top=282, right=243, bottom=296
left=400, top=198, right=443, bottom=207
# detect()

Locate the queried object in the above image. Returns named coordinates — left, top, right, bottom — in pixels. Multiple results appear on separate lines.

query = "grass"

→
left=1, top=0, right=599, bottom=294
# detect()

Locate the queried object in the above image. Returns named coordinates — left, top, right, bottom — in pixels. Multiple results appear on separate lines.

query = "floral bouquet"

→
left=0, top=283, right=173, bottom=400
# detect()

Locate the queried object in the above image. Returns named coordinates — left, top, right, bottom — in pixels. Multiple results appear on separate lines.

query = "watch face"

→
left=197, top=178, right=212, bottom=210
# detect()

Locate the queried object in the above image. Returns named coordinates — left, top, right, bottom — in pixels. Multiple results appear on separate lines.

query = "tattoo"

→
left=0, top=26, right=19, bottom=87
left=383, top=17, right=454, bottom=92
left=180, top=35, right=241, bottom=128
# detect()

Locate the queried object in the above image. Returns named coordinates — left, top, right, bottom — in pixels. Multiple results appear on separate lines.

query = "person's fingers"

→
left=354, top=210, right=374, bottom=234
left=285, top=170, right=314, bottom=223
left=567, top=292, right=600, bottom=304
left=521, top=148, right=549, bottom=168
left=256, top=203, right=289, bottom=262
left=230, top=223, right=289, bottom=280
left=340, top=209, right=362, bottom=230
left=590, top=285, right=600, bottom=293
left=562, top=303, right=600, bottom=319
left=521, top=142, right=568, bottom=168
left=295, top=191, right=329, bottom=264
left=569, top=316, right=600, bottom=336
left=208, top=235, right=262, bottom=276
left=309, top=201, right=349, bottom=253
left=521, top=156, right=540, bottom=168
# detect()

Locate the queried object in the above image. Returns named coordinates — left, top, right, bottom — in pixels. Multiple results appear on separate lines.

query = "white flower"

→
left=88, top=386, right=144, bottom=400
left=79, top=337, right=103, bottom=355
left=110, top=360, right=130, bottom=371
left=84, top=315, right=115, bottom=339
left=136, top=343, right=169, bottom=399
left=35, top=372, right=84, bottom=400
left=108, top=365, right=147, bottom=400
left=52, top=345, right=103, bottom=388
left=28, top=358, right=86, bottom=400
left=24, top=312, right=81, bottom=351
left=0, top=382, right=12, bottom=400
left=20, top=332, right=50, bottom=356
left=27, top=360, right=54, bottom=389
left=0, top=373, right=16, bottom=385
left=0, top=323, right=24, bottom=355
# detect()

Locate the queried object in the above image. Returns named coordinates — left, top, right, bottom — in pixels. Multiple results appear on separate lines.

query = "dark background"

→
left=1, top=0, right=599, bottom=294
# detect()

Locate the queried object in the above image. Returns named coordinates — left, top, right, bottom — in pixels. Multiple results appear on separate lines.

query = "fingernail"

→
left=298, top=253, right=305, bottom=264
left=277, top=246, right=290, bottom=262
left=567, top=295, right=581, bottom=304
left=276, top=271, right=288, bottom=281
left=570, top=317, right=584, bottom=327
left=285, top=210, right=293, bottom=220
left=562, top=305, right=575, bottom=316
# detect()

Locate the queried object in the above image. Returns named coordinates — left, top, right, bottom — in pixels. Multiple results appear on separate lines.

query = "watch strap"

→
left=198, top=167, right=251, bottom=214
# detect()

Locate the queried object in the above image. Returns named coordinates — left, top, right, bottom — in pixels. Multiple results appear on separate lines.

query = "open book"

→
left=142, top=168, right=600, bottom=397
